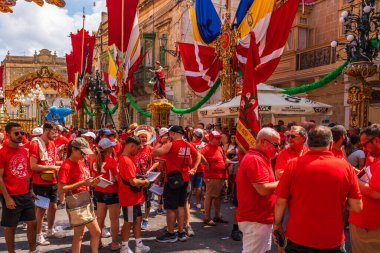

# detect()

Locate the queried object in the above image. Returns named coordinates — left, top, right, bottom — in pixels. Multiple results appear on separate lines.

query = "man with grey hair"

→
left=273, top=126, right=362, bottom=252
left=275, top=126, right=308, bottom=180
left=236, top=127, right=280, bottom=253
left=331, top=125, right=348, bottom=160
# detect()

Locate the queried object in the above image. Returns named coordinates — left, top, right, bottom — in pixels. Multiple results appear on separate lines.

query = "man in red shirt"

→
left=29, top=122, right=62, bottom=246
left=275, top=126, right=308, bottom=180
left=200, top=131, right=227, bottom=226
left=331, top=125, right=348, bottom=160
left=152, top=125, right=201, bottom=242
left=0, top=122, right=38, bottom=253
left=54, top=125, right=69, bottom=161
left=119, top=135, right=151, bottom=253
left=134, top=129, right=154, bottom=230
left=274, top=126, right=362, bottom=252
left=236, top=127, right=280, bottom=253
left=349, top=124, right=380, bottom=253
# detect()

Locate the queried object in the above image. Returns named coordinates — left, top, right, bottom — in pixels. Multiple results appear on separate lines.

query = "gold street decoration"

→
left=0, top=0, right=65, bottom=13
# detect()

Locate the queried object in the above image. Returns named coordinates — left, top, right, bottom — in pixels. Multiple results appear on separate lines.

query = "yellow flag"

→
left=190, top=6, right=206, bottom=44
left=107, top=51, right=117, bottom=80
left=238, top=0, right=276, bottom=38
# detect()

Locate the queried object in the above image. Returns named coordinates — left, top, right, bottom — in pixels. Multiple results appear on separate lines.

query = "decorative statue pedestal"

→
left=148, top=99, right=173, bottom=127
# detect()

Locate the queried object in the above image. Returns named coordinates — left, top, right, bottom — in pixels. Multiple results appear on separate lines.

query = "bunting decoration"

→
left=69, top=28, right=95, bottom=111
left=178, top=42, right=221, bottom=93
left=103, top=51, right=118, bottom=104
left=194, top=0, right=221, bottom=44
left=236, top=0, right=300, bottom=152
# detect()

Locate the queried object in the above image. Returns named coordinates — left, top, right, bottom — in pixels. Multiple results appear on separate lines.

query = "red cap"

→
left=209, top=130, right=222, bottom=139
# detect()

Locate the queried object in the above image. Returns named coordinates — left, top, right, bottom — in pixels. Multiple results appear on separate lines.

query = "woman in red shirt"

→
left=91, top=138, right=120, bottom=251
left=58, top=138, right=101, bottom=253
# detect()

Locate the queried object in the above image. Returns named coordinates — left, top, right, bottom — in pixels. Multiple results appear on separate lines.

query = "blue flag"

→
left=235, top=0, right=254, bottom=27
left=195, top=0, right=221, bottom=44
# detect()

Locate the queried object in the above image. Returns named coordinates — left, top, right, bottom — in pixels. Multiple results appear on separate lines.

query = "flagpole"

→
left=80, top=7, right=86, bottom=82
left=79, top=7, right=86, bottom=128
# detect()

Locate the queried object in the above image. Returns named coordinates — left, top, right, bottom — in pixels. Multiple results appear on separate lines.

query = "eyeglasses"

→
left=361, top=137, right=375, bottom=147
left=14, top=131, right=25, bottom=136
left=264, top=139, right=280, bottom=149
left=287, top=134, right=300, bottom=139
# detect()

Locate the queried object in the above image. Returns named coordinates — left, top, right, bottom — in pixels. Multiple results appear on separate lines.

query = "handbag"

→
left=120, top=174, right=145, bottom=193
left=40, top=170, right=55, bottom=182
left=65, top=191, right=95, bottom=227
left=167, top=143, right=187, bottom=189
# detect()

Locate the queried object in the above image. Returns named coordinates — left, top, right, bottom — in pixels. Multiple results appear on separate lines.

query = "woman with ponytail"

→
left=91, top=138, right=120, bottom=251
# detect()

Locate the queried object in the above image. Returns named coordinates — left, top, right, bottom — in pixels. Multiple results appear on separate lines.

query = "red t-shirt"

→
left=54, top=135, right=69, bottom=149
left=91, top=155, right=118, bottom=193
left=29, top=140, right=57, bottom=185
left=349, top=156, right=380, bottom=230
left=164, top=140, right=198, bottom=183
left=0, top=145, right=30, bottom=196
left=118, top=155, right=144, bottom=206
left=58, top=159, right=90, bottom=194
left=276, top=150, right=361, bottom=249
left=132, top=145, right=153, bottom=174
left=190, top=140, right=206, bottom=172
left=332, top=147, right=347, bottom=160
left=236, top=148, right=276, bottom=224
left=275, top=145, right=308, bottom=171
left=200, top=144, right=227, bottom=179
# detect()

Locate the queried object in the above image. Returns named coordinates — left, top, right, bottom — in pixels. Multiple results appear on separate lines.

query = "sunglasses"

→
left=14, top=131, right=25, bottom=136
left=361, top=137, right=375, bottom=147
left=264, top=139, right=280, bottom=149
left=287, top=134, right=300, bottom=139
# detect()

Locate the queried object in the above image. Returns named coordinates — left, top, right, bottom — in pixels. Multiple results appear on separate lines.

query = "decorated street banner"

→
left=236, top=0, right=300, bottom=152
left=0, top=65, right=3, bottom=89
left=103, top=51, right=118, bottom=105
left=106, top=0, right=138, bottom=52
left=70, top=28, right=95, bottom=110
left=65, top=52, right=75, bottom=85
left=234, top=0, right=254, bottom=27
left=178, top=42, right=221, bottom=93
left=195, top=0, right=221, bottom=44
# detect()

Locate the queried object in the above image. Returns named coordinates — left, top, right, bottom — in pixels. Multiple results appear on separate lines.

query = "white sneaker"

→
left=135, top=244, right=150, bottom=253
left=120, top=245, right=133, bottom=253
left=101, top=227, right=111, bottom=238
left=36, top=234, right=50, bottom=246
left=46, top=228, right=66, bottom=239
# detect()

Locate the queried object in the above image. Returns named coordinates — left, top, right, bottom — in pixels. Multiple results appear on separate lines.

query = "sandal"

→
left=213, top=217, right=229, bottom=224
left=203, top=219, right=217, bottom=226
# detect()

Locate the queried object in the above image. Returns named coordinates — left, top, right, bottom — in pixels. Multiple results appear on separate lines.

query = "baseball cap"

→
left=32, top=127, right=43, bottom=136
left=57, top=125, right=64, bottom=132
left=169, top=125, right=185, bottom=135
left=159, top=127, right=169, bottom=137
left=82, top=131, right=96, bottom=140
left=209, top=130, right=222, bottom=139
left=71, top=137, right=93, bottom=155
left=98, top=138, right=116, bottom=150
left=193, top=128, right=204, bottom=138
left=99, top=128, right=112, bottom=136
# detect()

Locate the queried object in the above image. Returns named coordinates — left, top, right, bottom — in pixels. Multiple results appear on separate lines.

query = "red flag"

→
left=70, top=28, right=95, bottom=75
left=178, top=42, right=222, bottom=93
left=65, top=52, right=75, bottom=84
left=103, top=71, right=118, bottom=105
left=106, top=0, right=139, bottom=52
left=124, top=51, right=147, bottom=93
left=75, top=79, right=88, bottom=110
left=236, top=0, right=299, bottom=152
left=0, top=65, right=3, bottom=89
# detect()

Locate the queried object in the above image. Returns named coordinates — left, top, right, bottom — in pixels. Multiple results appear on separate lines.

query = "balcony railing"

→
left=296, top=46, right=336, bottom=71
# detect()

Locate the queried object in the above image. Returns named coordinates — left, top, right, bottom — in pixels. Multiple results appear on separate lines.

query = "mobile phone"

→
left=274, top=229, right=285, bottom=248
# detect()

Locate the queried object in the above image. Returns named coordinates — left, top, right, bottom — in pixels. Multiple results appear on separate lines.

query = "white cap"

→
left=159, top=127, right=169, bottom=137
left=57, top=125, right=63, bottom=132
left=98, top=138, right=116, bottom=150
left=82, top=132, right=96, bottom=140
left=32, top=127, right=43, bottom=136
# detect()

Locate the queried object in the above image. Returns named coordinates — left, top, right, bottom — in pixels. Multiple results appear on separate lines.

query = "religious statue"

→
left=149, top=61, right=167, bottom=100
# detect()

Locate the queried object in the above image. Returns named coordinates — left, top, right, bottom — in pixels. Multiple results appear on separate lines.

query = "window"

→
left=159, top=33, right=168, bottom=67
left=285, top=30, right=294, bottom=51
left=298, top=28, right=309, bottom=50
left=142, top=33, right=156, bottom=68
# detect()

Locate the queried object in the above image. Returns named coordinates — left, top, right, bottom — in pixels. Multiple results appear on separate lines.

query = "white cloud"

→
left=0, top=0, right=106, bottom=61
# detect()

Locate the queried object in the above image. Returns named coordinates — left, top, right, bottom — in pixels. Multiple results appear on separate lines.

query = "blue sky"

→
left=0, top=0, right=106, bottom=61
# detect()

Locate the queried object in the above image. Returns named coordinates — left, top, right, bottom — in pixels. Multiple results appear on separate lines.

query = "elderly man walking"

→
left=274, top=126, right=362, bottom=253
left=236, top=127, right=280, bottom=253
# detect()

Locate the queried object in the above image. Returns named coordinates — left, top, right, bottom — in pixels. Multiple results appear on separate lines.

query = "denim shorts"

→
left=191, top=172, right=204, bottom=189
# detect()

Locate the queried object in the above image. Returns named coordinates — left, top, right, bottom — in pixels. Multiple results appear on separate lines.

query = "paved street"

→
left=0, top=198, right=352, bottom=253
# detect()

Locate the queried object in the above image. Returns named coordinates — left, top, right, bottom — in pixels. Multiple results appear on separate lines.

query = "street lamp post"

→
left=331, top=0, right=380, bottom=128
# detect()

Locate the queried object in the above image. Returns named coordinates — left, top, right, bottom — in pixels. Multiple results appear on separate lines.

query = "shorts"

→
left=143, top=187, right=152, bottom=209
left=33, top=184, right=58, bottom=203
left=0, top=194, right=36, bottom=227
left=122, top=204, right=142, bottom=223
left=204, top=178, right=225, bottom=198
left=163, top=182, right=188, bottom=210
left=94, top=191, right=119, bottom=205
left=191, top=172, right=204, bottom=189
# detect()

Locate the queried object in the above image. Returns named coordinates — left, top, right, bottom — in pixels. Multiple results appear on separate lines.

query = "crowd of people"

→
left=0, top=119, right=379, bottom=253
